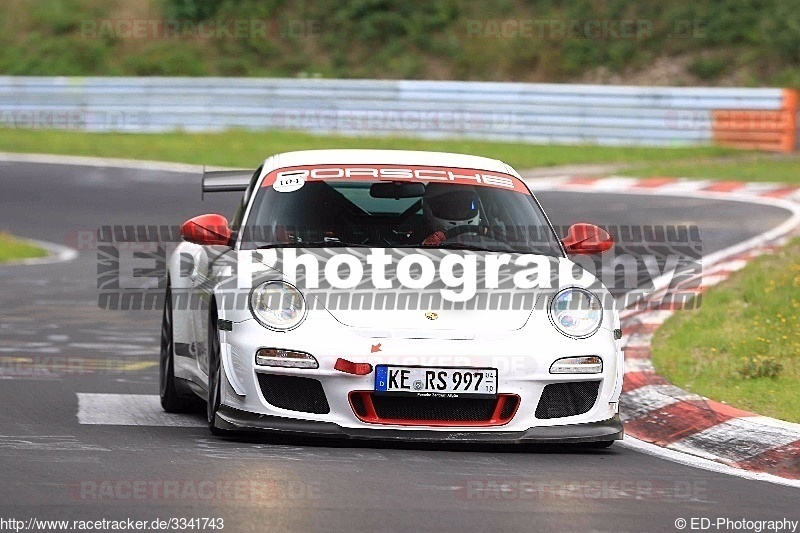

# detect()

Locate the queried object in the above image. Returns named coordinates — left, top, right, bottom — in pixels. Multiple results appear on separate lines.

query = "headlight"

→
left=550, top=356, right=603, bottom=374
left=256, top=348, right=318, bottom=368
left=249, top=281, right=307, bottom=331
left=549, top=287, right=602, bottom=338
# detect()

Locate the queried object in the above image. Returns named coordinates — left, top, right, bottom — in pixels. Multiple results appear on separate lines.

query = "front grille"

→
left=374, top=395, right=495, bottom=421
left=535, top=381, right=600, bottom=419
left=349, top=392, right=519, bottom=426
left=257, top=373, right=330, bottom=414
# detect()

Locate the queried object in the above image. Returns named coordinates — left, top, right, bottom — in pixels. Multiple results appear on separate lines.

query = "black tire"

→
left=159, top=286, right=196, bottom=413
left=207, top=306, right=225, bottom=436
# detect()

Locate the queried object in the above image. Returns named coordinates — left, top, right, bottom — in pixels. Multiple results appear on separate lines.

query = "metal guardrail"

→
left=0, top=77, right=796, bottom=151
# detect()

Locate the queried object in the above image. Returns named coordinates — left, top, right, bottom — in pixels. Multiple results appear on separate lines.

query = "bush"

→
left=164, top=0, right=225, bottom=21
left=688, top=57, right=728, bottom=80
left=737, top=355, right=783, bottom=379
left=2, top=0, right=800, bottom=83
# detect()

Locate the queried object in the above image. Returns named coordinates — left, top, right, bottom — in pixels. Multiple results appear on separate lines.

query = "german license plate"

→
left=374, top=365, right=497, bottom=398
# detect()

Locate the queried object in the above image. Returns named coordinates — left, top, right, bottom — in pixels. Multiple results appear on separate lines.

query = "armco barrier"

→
left=711, top=89, right=798, bottom=152
left=0, top=77, right=796, bottom=151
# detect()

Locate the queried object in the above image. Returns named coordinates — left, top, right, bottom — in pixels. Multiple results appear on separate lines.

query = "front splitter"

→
left=215, top=405, right=623, bottom=444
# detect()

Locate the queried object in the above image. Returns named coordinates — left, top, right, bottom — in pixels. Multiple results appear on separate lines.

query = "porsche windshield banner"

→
left=260, top=165, right=529, bottom=193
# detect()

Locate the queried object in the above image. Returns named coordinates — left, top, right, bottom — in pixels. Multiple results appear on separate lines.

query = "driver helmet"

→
left=423, top=183, right=481, bottom=231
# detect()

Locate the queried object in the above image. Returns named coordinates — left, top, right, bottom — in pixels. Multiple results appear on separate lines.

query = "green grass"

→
left=4, top=128, right=800, bottom=184
left=629, top=154, right=800, bottom=184
left=651, top=237, right=800, bottom=422
left=0, top=232, right=47, bottom=263
left=6, top=128, right=800, bottom=184
left=0, top=128, right=736, bottom=169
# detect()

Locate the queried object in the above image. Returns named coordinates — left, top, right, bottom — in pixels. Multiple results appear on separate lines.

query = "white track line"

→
left=77, top=393, right=205, bottom=427
left=619, top=437, right=800, bottom=489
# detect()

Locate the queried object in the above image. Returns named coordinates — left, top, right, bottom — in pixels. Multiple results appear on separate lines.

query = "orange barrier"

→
left=711, top=88, right=798, bottom=152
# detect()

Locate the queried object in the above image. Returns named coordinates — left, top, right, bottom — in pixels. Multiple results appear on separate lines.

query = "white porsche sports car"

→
left=161, top=149, right=624, bottom=446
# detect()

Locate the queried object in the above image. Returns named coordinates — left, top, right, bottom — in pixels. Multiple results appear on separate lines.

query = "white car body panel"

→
left=166, top=149, right=624, bottom=442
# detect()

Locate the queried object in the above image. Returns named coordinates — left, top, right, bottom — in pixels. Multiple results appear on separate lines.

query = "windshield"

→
left=239, top=165, right=563, bottom=256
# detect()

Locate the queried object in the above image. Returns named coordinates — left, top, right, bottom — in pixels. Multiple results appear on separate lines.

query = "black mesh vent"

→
left=350, top=392, right=367, bottom=417
left=535, top=381, right=600, bottom=419
left=371, top=395, right=496, bottom=421
left=257, top=373, right=330, bottom=414
left=500, top=396, right=519, bottom=419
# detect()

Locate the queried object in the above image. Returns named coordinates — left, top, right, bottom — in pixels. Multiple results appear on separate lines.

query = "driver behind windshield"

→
left=422, top=183, right=486, bottom=245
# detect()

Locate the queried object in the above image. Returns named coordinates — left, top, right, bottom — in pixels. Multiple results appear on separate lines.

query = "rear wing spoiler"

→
left=201, top=169, right=252, bottom=199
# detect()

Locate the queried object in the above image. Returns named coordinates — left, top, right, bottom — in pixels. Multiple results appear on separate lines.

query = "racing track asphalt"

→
left=0, top=160, right=798, bottom=532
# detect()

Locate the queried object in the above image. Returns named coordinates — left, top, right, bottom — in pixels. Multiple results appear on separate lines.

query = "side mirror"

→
left=180, top=214, right=233, bottom=246
left=561, top=223, right=613, bottom=255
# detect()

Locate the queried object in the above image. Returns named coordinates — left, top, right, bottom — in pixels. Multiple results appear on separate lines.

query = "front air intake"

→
left=257, top=373, right=330, bottom=414
left=349, top=392, right=519, bottom=426
left=535, top=381, right=600, bottom=419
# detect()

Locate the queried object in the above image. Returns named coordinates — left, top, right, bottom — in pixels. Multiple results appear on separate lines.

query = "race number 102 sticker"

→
left=273, top=170, right=306, bottom=192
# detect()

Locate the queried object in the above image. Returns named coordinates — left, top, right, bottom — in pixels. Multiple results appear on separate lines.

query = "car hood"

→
left=318, top=303, right=538, bottom=339
left=247, top=249, right=597, bottom=340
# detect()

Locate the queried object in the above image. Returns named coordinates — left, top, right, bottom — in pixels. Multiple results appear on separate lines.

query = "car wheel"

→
left=207, top=306, right=225, bottom=436
left=159, top=286, right=196, bottom=413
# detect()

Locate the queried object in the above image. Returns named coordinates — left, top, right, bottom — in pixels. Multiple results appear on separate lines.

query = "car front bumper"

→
left=215, top=405, right=623, bottom=444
